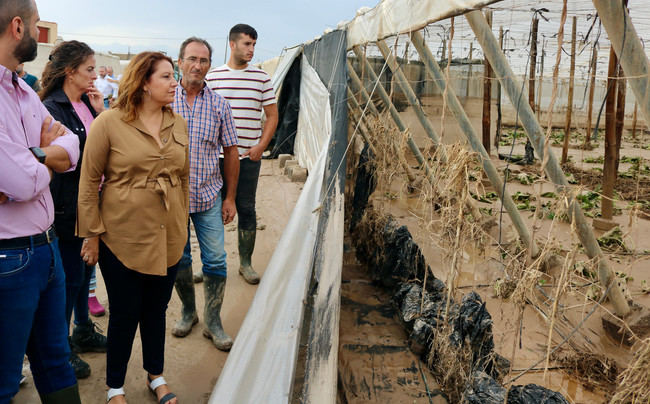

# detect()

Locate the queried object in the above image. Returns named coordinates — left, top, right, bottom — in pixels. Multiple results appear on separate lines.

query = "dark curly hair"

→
left=40, top=40, right=95, bottom=101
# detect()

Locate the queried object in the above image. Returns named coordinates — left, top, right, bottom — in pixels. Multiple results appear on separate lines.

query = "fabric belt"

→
left=0, top=226, right=57, bottom=250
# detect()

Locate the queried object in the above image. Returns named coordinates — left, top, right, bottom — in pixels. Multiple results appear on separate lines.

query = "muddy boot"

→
left=172, top=265, right=198, bottom=337
left=70, top=320, right=106, bottom=353
left=202, top=274, right=233, bottom=351
left=238, top=229, right=260, bottom=284
left=39, top=383, right=82, bottom=404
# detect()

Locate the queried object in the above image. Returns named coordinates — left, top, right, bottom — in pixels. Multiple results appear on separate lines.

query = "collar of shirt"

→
left=178, top=80, right=208, bottom=98
left=0, top=63, right=32, bottom=94
left=125, top=109, right=177, bottom=137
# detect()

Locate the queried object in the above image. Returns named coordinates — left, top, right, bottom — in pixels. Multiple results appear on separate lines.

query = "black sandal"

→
left=147, top=375, right=177, bottom=404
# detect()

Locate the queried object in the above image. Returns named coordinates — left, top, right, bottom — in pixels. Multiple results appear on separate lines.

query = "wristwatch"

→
left=29, top=147, right=47, bottom=164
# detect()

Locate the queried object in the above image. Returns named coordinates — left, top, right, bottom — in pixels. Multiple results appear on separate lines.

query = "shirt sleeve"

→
left=261, top=73, right=276, bottom=106
left=0, top=134, right=51, bottom=202
left=219, top=100, right=239, bottom=148
left=40, top=103, right=79, bottom=172
left=180, top=119, right=190, bottom=219
left=77, top=114, right=109, bottom=237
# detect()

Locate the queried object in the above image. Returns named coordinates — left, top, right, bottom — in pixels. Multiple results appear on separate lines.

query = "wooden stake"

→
left=482, top=10, right=493, bottom=154
left=536, top=39, right=545, bottom=122
left=602, top=45, right=619, bottom=220
left=495, top=26, right=504, bottom=148
left=561, top=16, right=577, bottom=164
left=466, top=42, right=474, bottom=99
left=632, top=101, right=638, bottom=140
left=584, top=45, right=598, bottom=149
left=529, top=17, right=539, bottom=111
left=524, top=16, right=539, bottom=163
left=615, top=66, right=626, bottom=174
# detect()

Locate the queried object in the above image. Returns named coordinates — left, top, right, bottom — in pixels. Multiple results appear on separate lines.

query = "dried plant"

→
left=610, top=338, right=650, bottom=404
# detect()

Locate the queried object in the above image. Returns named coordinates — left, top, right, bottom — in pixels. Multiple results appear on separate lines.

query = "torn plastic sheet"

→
left=208, top=146, right=328, bottom=404
left=270, top=46, right=302, bottom=99
left=294, top=56, right=331, bottom=172
left=344, top=0, right=500, bottom=49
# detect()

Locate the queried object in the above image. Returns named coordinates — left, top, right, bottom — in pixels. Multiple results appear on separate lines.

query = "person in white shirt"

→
left=94, top=66, right=114, bottom=108
left=106, top=66, right=119, bottom=98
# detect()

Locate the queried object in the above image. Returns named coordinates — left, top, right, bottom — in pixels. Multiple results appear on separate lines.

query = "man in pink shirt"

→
left=0, top=0, right=82, bottom=402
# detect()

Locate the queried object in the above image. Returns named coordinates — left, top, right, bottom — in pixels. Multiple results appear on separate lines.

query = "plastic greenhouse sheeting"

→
left=345, top=0, right=499, bottom=49
left=294, top=55, right=331, bottom=172
left=208, top=146, right=328, bottom=404
left=270, top=46, right=302, bottom=98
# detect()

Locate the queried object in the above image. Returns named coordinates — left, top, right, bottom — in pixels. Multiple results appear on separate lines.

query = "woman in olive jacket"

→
left=40, top=40, right=107, bottom=380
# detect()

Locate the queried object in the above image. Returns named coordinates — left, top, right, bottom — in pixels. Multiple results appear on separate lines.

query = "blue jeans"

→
left=179, top=196, right=227, bottom=277
left=0, top=238, right=76, bottom=402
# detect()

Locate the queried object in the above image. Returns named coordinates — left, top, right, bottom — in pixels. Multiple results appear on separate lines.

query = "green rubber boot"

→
left=202, top=274, right=233, bottom=351
left=39, top=383, right=82, bottom=404
left=172, top=265, right=198, bottom=337
left=238, top=229, right=260, bottom=284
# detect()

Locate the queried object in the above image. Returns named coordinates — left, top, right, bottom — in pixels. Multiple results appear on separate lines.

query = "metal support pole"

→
left=592, top=0, right=650, bottom=128
left=410, top=30, right=539, bottom=258
left=348, top=55, right=430, bottom=171
left=349, top=50, right=483, bottom=220
left=346, top=91, right=375, bottom=152
left=482, top=10, right=493, bottom=154
left=375, top=40, right=443, bottom=146
left=348, top=91, right=417, bottom=183
left=466, top=10, right=631, bottom=317
left=347, top=63, right=380, bottom=117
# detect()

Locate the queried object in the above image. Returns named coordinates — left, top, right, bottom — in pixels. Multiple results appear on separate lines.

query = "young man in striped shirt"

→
left=206, top=24, right=278, bottom=285
left=171, top=37, right=240, bottom=351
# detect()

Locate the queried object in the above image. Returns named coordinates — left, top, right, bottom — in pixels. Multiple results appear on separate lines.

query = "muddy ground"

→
left=13, top=160, right=304, bottom=404
left=361, top=103, right=650, bottom=403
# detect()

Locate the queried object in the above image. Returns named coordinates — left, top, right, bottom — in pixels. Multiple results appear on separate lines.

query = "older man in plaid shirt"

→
left=171, top=37, right=240, bottom=351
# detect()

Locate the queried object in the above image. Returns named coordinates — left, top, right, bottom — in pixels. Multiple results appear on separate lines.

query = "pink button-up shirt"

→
left=0, top=64, right=79, bottom=240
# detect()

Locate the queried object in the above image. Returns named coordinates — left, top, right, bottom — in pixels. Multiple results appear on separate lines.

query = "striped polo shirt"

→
left=205, top=64, right=276, bottom=158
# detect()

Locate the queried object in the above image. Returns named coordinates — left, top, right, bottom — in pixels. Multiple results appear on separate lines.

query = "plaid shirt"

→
left=172, top=84, right=238, bottom=213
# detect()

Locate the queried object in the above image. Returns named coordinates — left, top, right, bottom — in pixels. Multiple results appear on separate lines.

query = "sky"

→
left=37, top=0, right=374, bottom=64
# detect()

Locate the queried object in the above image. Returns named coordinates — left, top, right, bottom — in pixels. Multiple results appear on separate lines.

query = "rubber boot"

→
left=202, top=274, right=233, bottom=351
left=172, top=265, right=198, bottom=337
left=70, top=319, right=107, bottom=353
left=39, top=383, right=82, bottom=404
left=238, top=229, right=260, bottom=284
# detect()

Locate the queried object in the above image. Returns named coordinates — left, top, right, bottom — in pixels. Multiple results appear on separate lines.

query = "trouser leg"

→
left=99, top=241, right=140, bottom=388
left=140, top=263, right=177, bottom=375
left=26, top=240, right=77, bottom=395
